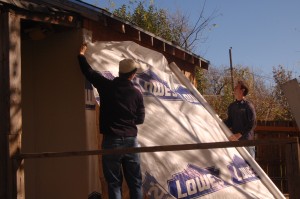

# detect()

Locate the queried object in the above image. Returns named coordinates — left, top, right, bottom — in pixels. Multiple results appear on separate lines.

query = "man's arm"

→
left=225, top=104, right=242, bottom=141
left=77, top=44, right=109, bottom=88
left=224, top=104, right=233, bottom=128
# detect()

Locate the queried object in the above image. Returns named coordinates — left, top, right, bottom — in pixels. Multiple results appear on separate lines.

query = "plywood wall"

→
left=21, top=29, right=97, bottom=199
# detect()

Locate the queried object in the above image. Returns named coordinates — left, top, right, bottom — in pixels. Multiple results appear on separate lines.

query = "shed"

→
left=0, top=0, right=210, bottom=198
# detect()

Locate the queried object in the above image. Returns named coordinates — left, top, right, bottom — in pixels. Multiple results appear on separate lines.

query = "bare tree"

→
left=169, top=0, right=219, bottom=52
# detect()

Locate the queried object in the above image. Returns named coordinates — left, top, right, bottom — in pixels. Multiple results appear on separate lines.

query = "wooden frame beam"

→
left=0, top=11, right=24, bottom=199
left=15, top=10, right=78, bottom=27
left=16, top=138, right=298, bottom=160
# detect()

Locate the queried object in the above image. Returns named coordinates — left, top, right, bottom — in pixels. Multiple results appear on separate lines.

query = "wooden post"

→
left=0, top=11, right=24, bottom=199
left=229, top=47, right=234, bottom=101
left=285, top=138, right=300, bottom=199
left=0, top=10, right=9, bottom=199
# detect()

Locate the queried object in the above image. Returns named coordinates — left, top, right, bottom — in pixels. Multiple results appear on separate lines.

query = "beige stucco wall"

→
left=21, top=29, right=98, bottom=199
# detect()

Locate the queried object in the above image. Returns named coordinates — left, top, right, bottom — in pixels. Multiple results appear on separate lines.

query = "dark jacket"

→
left=224, top=99, right=256, bottom=140
left=78, top=55, right=145, bottom=137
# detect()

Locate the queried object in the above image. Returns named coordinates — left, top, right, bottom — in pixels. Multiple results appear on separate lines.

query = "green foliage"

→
left=113, top=1, right=174, bottom=41
left=113, top=5, right=132, bottom=21
left=195, top=67, right=207, bottom=94
left=272, top=65, right=294, bottom=120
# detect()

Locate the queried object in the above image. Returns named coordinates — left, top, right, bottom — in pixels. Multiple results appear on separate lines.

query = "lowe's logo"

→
left=227, top=155, right=259, bottom=185
left=100, top=70, right=200, bottom=104
left=143, top=171, right=174, bottom=199
left=135, top=70, right=200, bottom=104
left=167, top=164, right=230, bottom=199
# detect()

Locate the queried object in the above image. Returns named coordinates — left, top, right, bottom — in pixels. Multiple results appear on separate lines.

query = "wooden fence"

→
left=255, top=120, right=300, bottom=196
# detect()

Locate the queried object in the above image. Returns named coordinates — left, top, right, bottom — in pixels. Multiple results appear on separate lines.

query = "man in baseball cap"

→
left=78, top=43, right=145, bottom=199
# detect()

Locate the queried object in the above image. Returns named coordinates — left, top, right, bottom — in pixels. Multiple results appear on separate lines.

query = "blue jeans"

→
left=102, top=135, right=142, bottom=199
left=246, top=146, right=256, bottom=159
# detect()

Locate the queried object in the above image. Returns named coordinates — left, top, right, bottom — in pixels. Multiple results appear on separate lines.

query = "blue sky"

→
left=81, top=0, right=300, bottom=84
